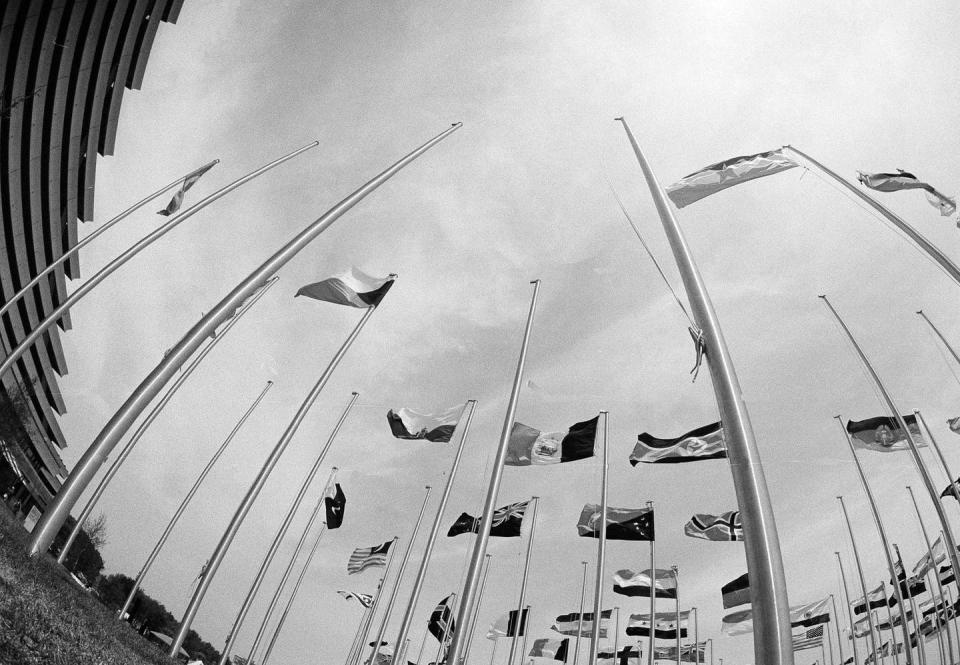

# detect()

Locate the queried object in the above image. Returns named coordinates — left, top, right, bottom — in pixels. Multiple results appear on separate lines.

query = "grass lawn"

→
left=0, top=505, right=172, bottom=665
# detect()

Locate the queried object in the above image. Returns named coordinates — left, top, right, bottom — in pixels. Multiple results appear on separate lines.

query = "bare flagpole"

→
left=589, top=412, right=609, bottom=665
left=117, top=379, right=274, bottom=620
left=836, top=553, right=862, bottom=665
left=648, top=500, right=656, bottom=665
left=28, top=122, right=462, bottom=559
left=891, top=545, right=927, bottom=665
left=57, top=276, right=278, bottom=564
left=216, top=390, right=362, bottom=664
left=508, top=497, right=540, bottom=665
left=518, top=605, right=532, bottom=665
left=830, top=594, right=845, bottom=665
left=916, top=311, right=960, bottom=367
left=347, top=584, right=381, bottom=665
left=673, top=566, right=681, bottom=665
left=357, top=545, right=400, bottom=665
left=393, top=400, right=478, bottom=656
left=839, top=496, right=881, bottom=665
left=878, top=581, right=901, bottom=665
left=617, top=117, right=792, bottom=665
left=574, top=561, right=589, bottom=665
left=462, top=554, right=494, bottom=664
left=445, top=279, right=541, bottom=665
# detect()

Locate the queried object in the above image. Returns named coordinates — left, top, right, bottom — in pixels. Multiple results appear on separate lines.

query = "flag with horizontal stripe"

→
left=721, top=573, right=749, bottom=609
left=793, top=626, right=823, bottom=651
left=666, top=149, right=798, bottom=208
left=337, top=590, right=373, bottom=608
left=447, top=500, right=529, bottom=537
left=551, top=609, right=612, bottom=637
left=157, top=161, right=216, bottom=216
left=684, top=511, right=742, bottom=541
left=506, top=417, right=597, bottom=466
left=613, top=568, right=677, bottom=599
left=296, top=268, right=395, bottom=308
left=653, top=641, right=705, bottom=663
left=530, top=638, right=569, bottom=661
left=723, top=597, right=830, bottom=635
left=851, top=583, right=888, bottom=614
left=387, top=404, right=463, bottom=442
left=577, top=505, right=654, bottom=541
left=846, top=415, right=925, bottom=453
left=625, top=613, right=688, bottom=639
left=913, top=535, right=947, bottom=577
left=630, top=422, right=725, bottom=465
left=857, top=169, right=956, bottom=217
left=348, top=540, right=392, bottom=574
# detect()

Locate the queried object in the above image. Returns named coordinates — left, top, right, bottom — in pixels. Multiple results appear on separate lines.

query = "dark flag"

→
left=530, top=638, right=570, bottom=661
left=577, top=505, right=654, bottom=541
left=598, top=646, right=642, bottom=665
left=846, top=415, right=924, bottom=453
left=296, top=268, right=395, bottom=308
left=505, top=417, right=597, bottom=465
left=428, top=594, right=456, bottom=656
left=486, top=609, right=529, bottom=639
left=940, top=478, right=960, bottom=502
left=721, top=573, right=750, bottom=609
left=891, top=559, right=927, bottom=599
left=324, top=483, right=346, bottom=529
left=851, top=584, right=889, bottom=614
left=940, top=565, right=955, bottom=586
left=447, top=500, right=529, bottom=537
left=157, top=161, right=216, bottom=216
left=630, top=422, right=726, bottom=465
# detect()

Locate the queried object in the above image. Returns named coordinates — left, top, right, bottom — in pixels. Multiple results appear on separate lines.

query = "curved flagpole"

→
left=838, top=497, right=881, bottom=665
left=117, top=379, right=274, bottom=621
left=57, top=276, right=278, bottom=564
left=217, top=391, right=361, bottom=665
left=836, top=553, right=862, bottom=665
left=0, top=160, right=218, bottom=325
left=27, top=122, right=462, bottom=559
left=0, top=144, right=315, bottom=381
left=617, top=117, right=792, bottom=665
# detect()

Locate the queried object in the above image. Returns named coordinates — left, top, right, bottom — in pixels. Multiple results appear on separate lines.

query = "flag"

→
left=940, top=477, right=960, bottom=502
left=386, top=405, right=462, bottom=443
left=912, top=535, right=947, bottom=577
left=940, top=564, right=955, bottom=585
left=613, top=568, right=677, bottom=599
left=920, top=595, right=950, bottom=618
left=505, top=417, right=597, bottom=466
left=653, top=643, right=705, bottom=663
left=486, top=609, right=528, bottom=640
left=846, top=415, right=925, bottom=453
left=876, top=609, right=912, bottom=630
left=891, top=559, right=927, bottom=598
left=447, top=500, right=529, bottom=537
left=630, top=422, right=725, bottom=465
left=857, top=170, right=956, bottom=217
left=949, top=417, right=960, bottom=434
left=551, top=609, right=612, bottom=637
left=722, top=597, right=830, bottom=635
left=577, top=505, right=654, bottom=541
left=157, top=162, right=216, bottom=216
left=721, top=573, right=750, bottom=609
left=793, top=626, right=823, bottom=652
left=665, top=149, right=798, bottom=208
left=337, top=590, right=373, bottom=608
left=852, top=615, right=871, bottom=638
left=625, top=613, right=688, bottom=639
left=348, top=541, right=392, bottom=574
left=295, top=268, right=395, bottom=308
left=530, top=638, right=570, bottom=661
left=428, top=595, right=456, bottom=644
left=851, top=584, right=888, bottom=614
left=324, top=483, right=346, bottom=529
left=598, top=646, right=641, bottom=665
left=684, top=511, right=742, bottom=541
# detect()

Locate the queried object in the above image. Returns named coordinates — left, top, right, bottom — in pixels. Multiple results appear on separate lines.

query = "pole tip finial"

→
left=614, top=116, right=624, bottom=121
left=266, top=380, right=274, bottom=385
left=916, top=309, right=923, bottom=315
left=530, top=279, right=541, bottom=285
left=452, top=122, right=463, bottom=127
left=599, top=409, right=608, bottom=414
left=351, top=391, right=359, bottom=396
left=817, top=294, right=827, bottom=299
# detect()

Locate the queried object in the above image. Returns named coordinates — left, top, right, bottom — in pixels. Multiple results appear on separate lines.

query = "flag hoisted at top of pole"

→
left=506, top=416, right=598, bottom=465
left=857, top=170, right=957, bottom=217
left=664, top=149, right=799, bottom=208
left=157, top=161, right=218, bottom=215
left=295, top=267, right=396, bottom=308
left=386, top=404, right=463, bottom=442
left=629, top=423, right=726, bottom=465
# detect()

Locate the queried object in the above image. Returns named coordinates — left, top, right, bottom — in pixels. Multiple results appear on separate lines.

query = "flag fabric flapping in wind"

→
left=684, top=511, right=742, bottom=541
left=940, top=564, right=955, bottom=585
left=337, top=590, right=373, bottom=608
left=940, top=478, right=960, bottom=502
left=348, top=540, right=392, bottom=575
left=295, top=268, right=395, bottom=308
left=506, top=417, right=597, bottom=466
left=793, top=626, right=824, bottom=651
left=625, top=614, right=688, bottom=639
left=723, top=597, right=830, bottom=635
left=653, top=644, right=705, bottom=663
left=157, top=162, right=216, bottom=216
left=613, top=568, right=677, bottom=599
left=386, top=405, right=462, bottom=443
left=428, top=594, right=456, bottom=644
left=851, top=584, right=888, bottom=614
left=948, top=417, right=960, bottom=434
left=630, top=422, right=725, bottom=465
left=846, top=415, right=925, bottom=452
left=857, top=170, right=957, bottom=217
left=876, top=609, right=912, bottom=631
left=913, top=535, right=947, bottom=577
left=721, top=573, right=750, bottom=609
left=486, top=608, right=528, bottom=640
left=447, top=500, right=529, bottom=537
left=551, top=610, right=612, bottom=637
left=530, top=638, right=570, bottom=661
left=324, top=483, right=346, bottom=529
left=577, top=504, right=654, bottom=541
left=665, top=149, right=798, bottom=208
left=598, top=646, right=641, bottom=665
left=891, top=559, right=927, bottom=599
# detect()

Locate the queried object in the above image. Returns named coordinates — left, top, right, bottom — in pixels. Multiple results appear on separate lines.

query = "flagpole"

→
left=394, top=400, right=478, bottom=658
left=693, top=608, right=699, bottom=665
left=56, top=276, right=278, bottom=565
left=214, top=389, right=362, bottom=664
left=879, top=581, right=901, bottom=665
left=708, top=638, right=714, bottom=665
left=831, top=594, right=846, bottom=665
left=369, top=486, right=434, bottom=665
left=819, top=296, right=960, bottom=604
left=614, top=607, right=621, bottom=662
left=839, top=496, right=881, bottom=665
left=518, top=605, right=532, bottom=665
left=892, top=546, right=927, bottom=665
left=489, top=637, right=499, bottom=665
left=28, top=121, right=462, bottom=560
left=673, top=566, right=681, bottom=665
left=434, top=594, right=459, bottom=665
left=916, top=311, right=960, bottom=367
left=245, top=468, right=340, bottom=664
left=648, top=500, right=656, bottom=665
left=906, top=485, right=955, bottom=665
left=358, top=540, right=400, bottom=665
left=825, top=620, right=835, bottom=665
left=446, top=278, right=540, bottom=665
left=116, top=379, right=274, bottom=620
left=914, top=411, right=960, bottom=531
left=348, top=583, right=379, bottom=665
left=782, top=147, right=960, bottom=286
left=944, top=581, right=959, bottom=660
left=834, top=415, right=914, bottom=664
left=508, top=497, right=540, bottom=665
left=929, top=571, right=947, bottom=665
left=574, top=560, right=589, bottom=665
left=462, top=554, right=493, bottom=665
left=618, top=117, right=792, bottom=665
left=260, top=521, right=327, bottom=665
left=590, top=412, right=610, bottom=665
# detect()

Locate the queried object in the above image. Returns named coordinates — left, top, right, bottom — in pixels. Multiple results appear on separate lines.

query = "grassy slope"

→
left=0, top=506, right=171, bottom=665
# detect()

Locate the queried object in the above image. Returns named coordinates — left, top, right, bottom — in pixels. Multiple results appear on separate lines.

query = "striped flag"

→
left=851, top=583, right=887, bottom=614
left=857, top=169, right=956, bottom=217
left=296, top=268, right=396, bottom=308
left=721, top=573, right=749, bottom=609
left=157, top=161, right=216, bottom=216
left=665, top=149, right=798, bottom=208
left=793, top=625, right=823, bottom=651
left=337, top=590, right=374, bottom=608
left=348, top=540, right=392, bottom=575
left=684, top=511, right=742, bottom=541
left=630, top=422, right=725, bottom=465
left=613, top=568, right=677, bottom=599
left=551, top=609, right=612, bottom=637
left=530, top=638, right=570, bottom=661
left=846, top=415, right=925, bottom=453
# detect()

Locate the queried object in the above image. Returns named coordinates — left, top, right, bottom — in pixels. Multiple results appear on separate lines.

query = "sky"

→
left=46, top=2, right=960, bottom=665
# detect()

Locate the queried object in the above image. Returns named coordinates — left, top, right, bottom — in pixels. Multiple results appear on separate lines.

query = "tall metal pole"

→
left=433, top=594, right=459, bottom=665
left=0, top=160, right=218, bottom=324
left=614, top=607, right=621, bottom=662
left=358, top=541, right=400, bottom=665
left=693, top=607, right=699, bottom=664
left=708, top=638, right=714, bottom=665
left=518, top=605, right=532, bottom=665
left=906, top=485, right=955, bottom=665
left=57, top=276, right=278, bottom=564
left=394, top=401, right=477, bottom=655
left=835, top=416, right=914, bottom=664
left=879, top=581, right=902, bottom=665
left=893, top=545, right=928, bottom=665
left=369, top=486, right=434, bottom=665
left=463, top=554, right=494, bottom=665
left=508, top=497, right=540, bottom=665
left=347, top=583, right=379, bottom=665
left=215, top=390, right=362, bottom=664
left=819, top=296, right=960, bottom=597
left=618, top=117, right=792, bottom=665
left=245, top=469, right=340, bottom=663
left=839, top=496, right=881, bottom=665
left=914, top=411, right=960, bottom=531
left=916, top=311, right=960, bottom=367
left=575, top=561, right=589, bottom=665
left=28, top=122, right=462, bottom=558
left=590, top=412, right=610, bottom=665
left=674, top=566, right=681, bottom=665
left=445, top=279, right=540, bottom=665
left=648, top=501, right=656, bottom=665
left=837, top=553, right=862, bottom=665
left=831, top=594, right=846, bottom=665
left=117, top=379, right=274, bottom=620
left=945, top=582, right=960, bottom=662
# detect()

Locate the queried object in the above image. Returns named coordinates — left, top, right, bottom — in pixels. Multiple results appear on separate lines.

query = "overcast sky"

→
left=51, top=2, right=960, bottom=665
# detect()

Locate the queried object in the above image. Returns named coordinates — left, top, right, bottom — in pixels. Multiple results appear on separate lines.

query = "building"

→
left=0, top=0, right=184, bottom=520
